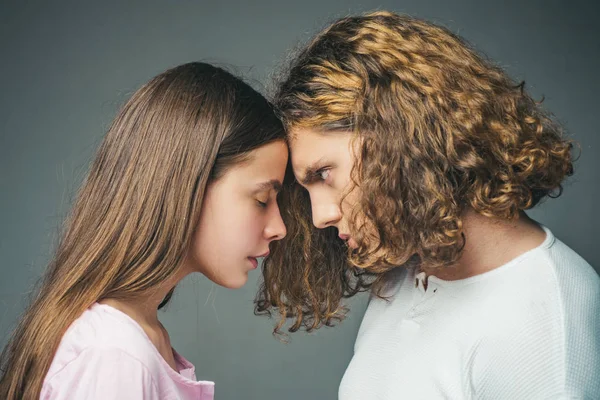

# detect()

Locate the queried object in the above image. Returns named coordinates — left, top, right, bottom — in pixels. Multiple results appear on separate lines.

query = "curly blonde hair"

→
left=255, top=11, right=574, bottom=334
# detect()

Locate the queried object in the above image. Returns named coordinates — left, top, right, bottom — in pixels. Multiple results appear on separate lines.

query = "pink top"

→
left=41, top=303, right=215, bottom=400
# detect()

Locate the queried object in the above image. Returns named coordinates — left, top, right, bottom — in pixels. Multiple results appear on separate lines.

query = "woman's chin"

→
left=212, top=273, right=249, bottom=290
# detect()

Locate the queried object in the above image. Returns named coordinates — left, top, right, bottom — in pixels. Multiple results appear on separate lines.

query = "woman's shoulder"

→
left=45, top=303, right=163, bottom=381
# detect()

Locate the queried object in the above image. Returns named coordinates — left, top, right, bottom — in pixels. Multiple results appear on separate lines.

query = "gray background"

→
left=1, top=1, right=598, bottom=399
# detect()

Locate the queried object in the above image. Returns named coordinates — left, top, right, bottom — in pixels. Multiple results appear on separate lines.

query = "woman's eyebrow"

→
left=254, top=179, right=283, bottom=193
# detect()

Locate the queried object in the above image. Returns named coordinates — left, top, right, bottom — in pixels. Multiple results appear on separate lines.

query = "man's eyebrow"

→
left=296, top=158, right=328, bottom=186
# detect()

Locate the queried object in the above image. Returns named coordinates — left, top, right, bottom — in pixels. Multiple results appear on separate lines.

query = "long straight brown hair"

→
left=0, top=62, right=285, bottom=399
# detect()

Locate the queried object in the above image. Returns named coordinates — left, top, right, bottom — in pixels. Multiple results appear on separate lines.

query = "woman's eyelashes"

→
left=256, top=193, right=271, bottom=208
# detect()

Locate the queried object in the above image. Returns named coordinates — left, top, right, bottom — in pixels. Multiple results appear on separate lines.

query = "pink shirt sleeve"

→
left=41, top=347, right=160, bottom=400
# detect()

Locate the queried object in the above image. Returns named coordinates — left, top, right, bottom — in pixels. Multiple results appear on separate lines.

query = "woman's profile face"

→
left=187, top=140, right=288, bottom=289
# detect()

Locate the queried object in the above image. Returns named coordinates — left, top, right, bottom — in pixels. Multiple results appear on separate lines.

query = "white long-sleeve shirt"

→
left=339, top=226, right=600, bottom=399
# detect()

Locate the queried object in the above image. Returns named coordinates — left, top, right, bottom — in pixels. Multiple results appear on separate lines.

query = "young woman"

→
left=0, top=62, right=287, bottom=399
left=256, top=11, right=600, bottom=399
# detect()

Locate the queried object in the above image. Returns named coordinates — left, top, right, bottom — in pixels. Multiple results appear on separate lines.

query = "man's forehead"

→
left=287, top=130, right=315, bottom=170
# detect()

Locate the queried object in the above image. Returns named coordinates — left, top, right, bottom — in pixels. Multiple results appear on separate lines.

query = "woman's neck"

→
left=100, top=265, right=191, bottom=328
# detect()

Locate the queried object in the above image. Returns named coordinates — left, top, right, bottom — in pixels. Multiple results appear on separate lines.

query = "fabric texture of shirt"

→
left=339, top=226, right=600, bottom=399
left=41, top=303, right=215, bottom=400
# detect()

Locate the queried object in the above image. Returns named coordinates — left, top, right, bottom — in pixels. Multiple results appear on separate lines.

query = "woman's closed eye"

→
left=256, top=199, right=268, bottom=208
left=256, top=194, right=271, bottom=208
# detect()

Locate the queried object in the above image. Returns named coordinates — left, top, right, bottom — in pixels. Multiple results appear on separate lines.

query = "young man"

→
left=256, top=11, right=600, bottom=399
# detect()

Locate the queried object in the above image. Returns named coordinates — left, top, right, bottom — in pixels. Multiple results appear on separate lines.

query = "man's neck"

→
left=421, top=210, right=547, bottom=281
